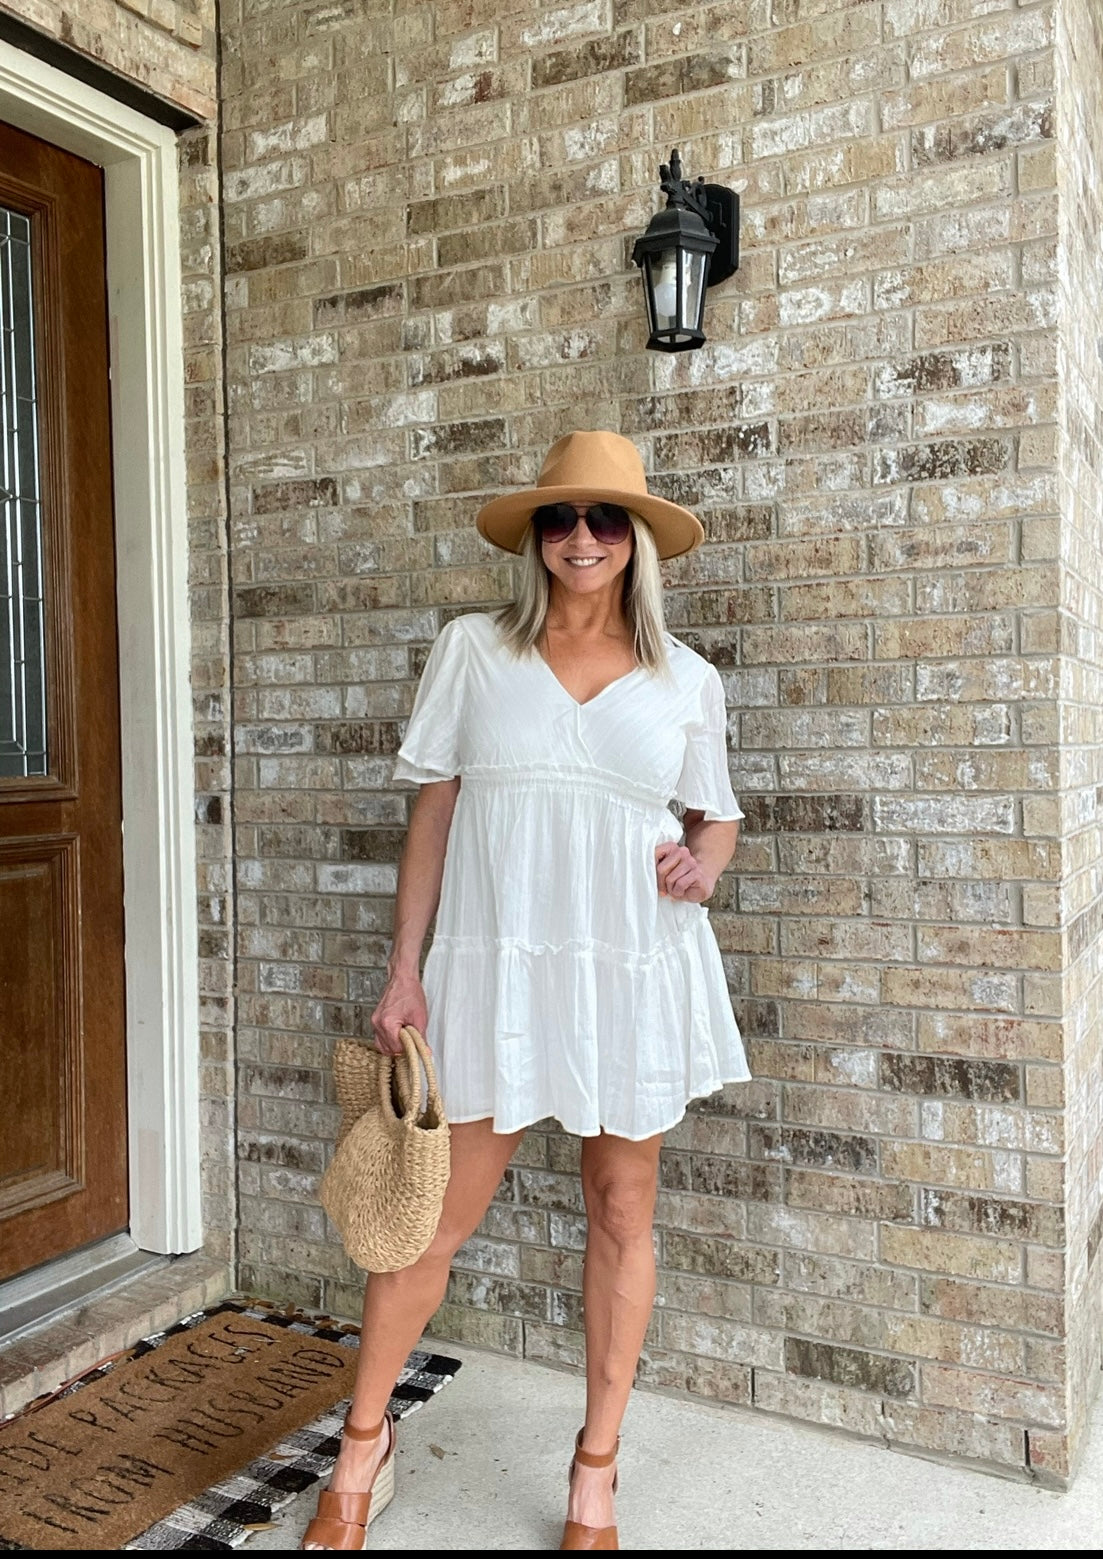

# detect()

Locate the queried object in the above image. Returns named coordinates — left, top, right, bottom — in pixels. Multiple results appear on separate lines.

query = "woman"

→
left=303, top=431, right=750, bottom=1552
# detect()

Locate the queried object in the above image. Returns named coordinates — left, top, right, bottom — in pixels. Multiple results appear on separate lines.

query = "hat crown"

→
left=537, top=431, right=649, bottom=498
left=475, top=427, right=704, bottom=559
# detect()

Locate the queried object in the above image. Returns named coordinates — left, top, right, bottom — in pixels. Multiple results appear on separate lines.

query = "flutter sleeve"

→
left=674, top=663, right=744, bottom=823
left=392, top=617, right=468, bottom=785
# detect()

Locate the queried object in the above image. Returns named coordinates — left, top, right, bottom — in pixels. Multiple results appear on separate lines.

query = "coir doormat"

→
left=0, top=1300, right=461, bottom=1551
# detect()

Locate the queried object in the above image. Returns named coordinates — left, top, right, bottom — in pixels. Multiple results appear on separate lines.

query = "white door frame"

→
left=0, top=40, right=202, bottom=1252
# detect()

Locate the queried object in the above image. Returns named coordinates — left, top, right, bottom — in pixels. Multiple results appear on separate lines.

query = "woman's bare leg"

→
left=303, top=1118, right=523, bottom=1545
left=569, top=1130, right=663, bottom=1530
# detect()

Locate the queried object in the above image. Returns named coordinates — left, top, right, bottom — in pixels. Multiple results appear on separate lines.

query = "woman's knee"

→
left=584, top=1173, right=656, bottom=1247
left=420, top=1207, right=475, bottom=1268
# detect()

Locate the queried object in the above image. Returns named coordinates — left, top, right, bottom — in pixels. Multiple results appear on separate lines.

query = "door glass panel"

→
left=0, top=205, right=46, bottom=779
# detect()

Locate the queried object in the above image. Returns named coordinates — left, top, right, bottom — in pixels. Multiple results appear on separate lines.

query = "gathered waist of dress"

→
left=461, top=763, right=671, bottom=816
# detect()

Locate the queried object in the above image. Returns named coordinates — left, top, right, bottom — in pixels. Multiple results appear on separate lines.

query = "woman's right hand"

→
left=370, top=968, right=429, bottom=1055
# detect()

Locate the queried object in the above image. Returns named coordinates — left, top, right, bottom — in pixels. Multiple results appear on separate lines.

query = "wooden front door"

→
left=0, top=121, right=128, bottom=1282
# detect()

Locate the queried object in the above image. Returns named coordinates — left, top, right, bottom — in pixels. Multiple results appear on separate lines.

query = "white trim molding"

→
left=0, top=42, right=202, bottom=1253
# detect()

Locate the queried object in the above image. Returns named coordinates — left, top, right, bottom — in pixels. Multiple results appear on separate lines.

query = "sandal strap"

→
left=315, top=1489, right=371, bottom=1526
left=343, top=1409, right=389, bottom=1444
left=561, top=1518, right=620, bottom=1550
left=573, top=1428, right=619, bottom=1469
left=302, top=1513, right=369, bottom=1550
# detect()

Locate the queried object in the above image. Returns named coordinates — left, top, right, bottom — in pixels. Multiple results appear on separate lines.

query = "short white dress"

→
left=392, top=611, right=750, bottom=1140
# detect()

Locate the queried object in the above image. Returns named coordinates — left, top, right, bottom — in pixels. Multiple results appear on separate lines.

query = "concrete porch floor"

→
left=245, top=1344, right=1103, bottom=1551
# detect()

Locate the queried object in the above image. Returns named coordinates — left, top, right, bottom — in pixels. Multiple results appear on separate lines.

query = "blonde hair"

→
left=496, top=513, right=670, bottom=673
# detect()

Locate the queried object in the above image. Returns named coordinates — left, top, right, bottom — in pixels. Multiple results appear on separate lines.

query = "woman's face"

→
left=539, top=503, right=634, bottom=596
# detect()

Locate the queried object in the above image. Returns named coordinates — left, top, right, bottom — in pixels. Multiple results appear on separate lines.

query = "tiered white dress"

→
left=392, top=611, right=750, bottom=1140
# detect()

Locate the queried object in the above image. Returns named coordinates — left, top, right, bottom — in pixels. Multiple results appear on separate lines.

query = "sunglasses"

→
left=532, top=502, right=633, bottom=546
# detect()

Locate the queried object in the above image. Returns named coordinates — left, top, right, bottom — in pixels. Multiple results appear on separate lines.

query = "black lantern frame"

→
left=632, top=149, right=740, bottom=352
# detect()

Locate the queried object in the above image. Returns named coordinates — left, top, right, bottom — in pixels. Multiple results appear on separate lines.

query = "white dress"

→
left=392, top=611, right=750, bottom=1140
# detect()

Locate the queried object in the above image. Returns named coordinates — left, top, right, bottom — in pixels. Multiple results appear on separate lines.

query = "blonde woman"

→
left=303, top=431, right=749, bottom=1552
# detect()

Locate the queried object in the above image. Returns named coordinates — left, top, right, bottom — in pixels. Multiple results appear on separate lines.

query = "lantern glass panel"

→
left=650, top=246, right=679, bottom=333
left=682, top=249, right=708, bottom=333
left=641, top=252, right=659, bottom=335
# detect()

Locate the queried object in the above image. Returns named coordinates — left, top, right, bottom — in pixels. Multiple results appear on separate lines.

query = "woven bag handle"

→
left=381, top=1024, right=445, bottom=1129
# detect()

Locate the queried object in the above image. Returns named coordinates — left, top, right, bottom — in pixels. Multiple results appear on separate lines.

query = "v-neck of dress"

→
left=534, top=648, right=642, bottom=709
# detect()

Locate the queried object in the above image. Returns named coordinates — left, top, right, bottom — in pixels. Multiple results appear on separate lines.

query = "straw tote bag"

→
left=320, top=1025, right=451, bottom=1273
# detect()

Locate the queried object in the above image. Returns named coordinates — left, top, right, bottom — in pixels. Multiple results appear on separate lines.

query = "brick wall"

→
left=216, top=0, right=1103, bottom=1480
left=1055, top=0, right=1103, bottom=1483
left=1, top=4, right=233, bottom=1257
left=0, top=0, right=216, bottom=117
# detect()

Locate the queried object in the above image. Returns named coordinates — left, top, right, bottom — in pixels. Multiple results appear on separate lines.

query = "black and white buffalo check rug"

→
left=0, top=1299, right=460, bottom=1552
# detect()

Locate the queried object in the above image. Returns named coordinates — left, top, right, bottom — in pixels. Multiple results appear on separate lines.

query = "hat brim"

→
left=476, top=486, right=704, bottom=561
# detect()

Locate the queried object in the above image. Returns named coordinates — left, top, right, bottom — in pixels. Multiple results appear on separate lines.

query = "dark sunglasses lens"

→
left=532, top=503, right=577, bottom=542
left=532, top=503, right=633, bottom=545
left=585, top=505, right=632, bottom=544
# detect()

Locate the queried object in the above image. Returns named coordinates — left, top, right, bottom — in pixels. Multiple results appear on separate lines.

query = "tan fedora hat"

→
left=476, top=431, right=705, bottom=561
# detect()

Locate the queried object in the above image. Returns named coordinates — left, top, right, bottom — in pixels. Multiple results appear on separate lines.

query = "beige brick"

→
left=919, top=1275, right=1062, bottom=1337
left=1025, top=1064, right=1064, bottom=1108
left=929, top=1094, right=1062, bottom=1154
left=747, top=6, right=883, bottom=76
left=635, top=1347, right=753, bottom=1403
left=1026, top=1247, right=1065, bottom=1293
left=782, top=1250, right=917, bottom=1312
left=875, top=613, right=1016, bottom=661
left=751, top=1370, right=886, bottom=1437
left=1024, top=1155, right=1064, bottom=1203
left=654, top=1191, right=748, bottom=1242
left=913, top=749, right=1056, bottom=795
left=905, top=7, right=1053, bottom=75
left=816, top=961, right=882, bottom=1005
left=746, top=1204, right=877, bottom=1261
left=883, top=1141, right=1024, bottom=1194
left=921, top=1363, right=1064, bottom=1428
left=917, top=926, right=1061, bottom=972
left=743, top=534, right=862, bottom=581
left=1025, top=1428, right=1070, bottom=1481
left=881, top=1400, right=1026, bottom=1469
left=1019, top=140, right=1057, bottom=191
left=880, top=64, right=1009, bottom=130
left=917, top=1014, right=1063, bottom=1064
left=882, top=964, right=1018, bottom=1014
left=1022, top=971, right=1062, bottom=1018
left=660, top=1312, right=785, bottom=1369
left=871, top=521, right=1014, bottom=571
left=785, top=1169, right=913, bottom=1223
left=783, top=1084, right=919, bottom=1139
left=880, top=1225, right=1022, bottom=1283
left=742, top=623, right=869, bottom=665
left=781, top=919, right=912, bottom=963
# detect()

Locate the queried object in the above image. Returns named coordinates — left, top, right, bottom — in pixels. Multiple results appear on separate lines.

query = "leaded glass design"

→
left=0, top=205, right=46, bottom=779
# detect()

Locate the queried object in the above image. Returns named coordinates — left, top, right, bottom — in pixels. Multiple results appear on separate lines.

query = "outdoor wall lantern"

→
left=632, top=148, right=740, bottom=352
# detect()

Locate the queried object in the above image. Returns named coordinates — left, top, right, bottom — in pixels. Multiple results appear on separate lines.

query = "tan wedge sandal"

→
left=560, top=1428, right=619, bottom=1551
left=301, top=1411, right=396, bottom=1551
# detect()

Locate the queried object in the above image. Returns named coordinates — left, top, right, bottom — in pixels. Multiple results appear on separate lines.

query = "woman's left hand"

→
left=655, top=841, right=716, bottom=903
